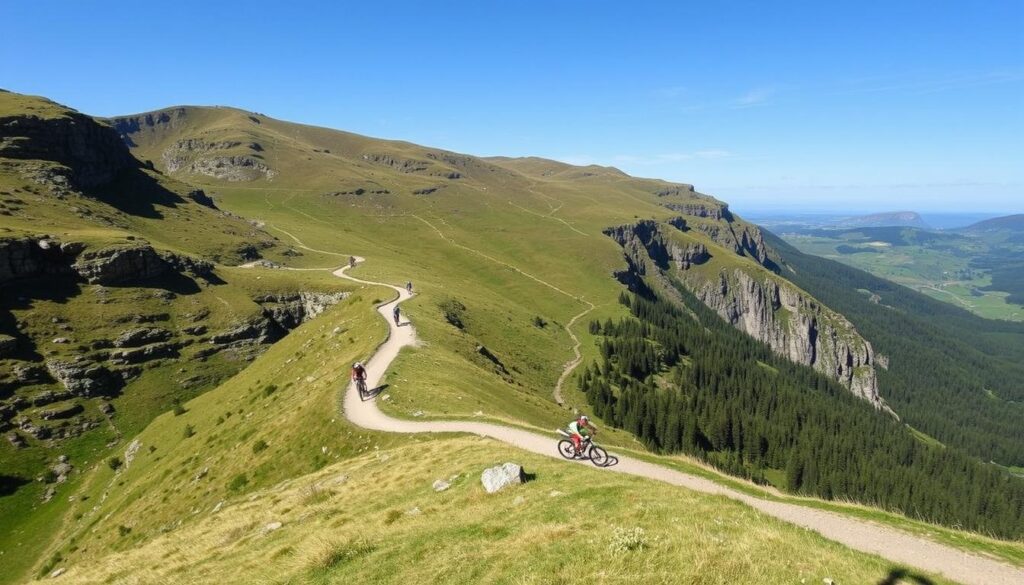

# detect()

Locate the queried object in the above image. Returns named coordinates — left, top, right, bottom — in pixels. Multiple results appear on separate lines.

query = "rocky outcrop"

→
left=693, top=269, right=882, bottom=406
left=114, top=327, right=172, bottom=348
left=45, top=359, right=121, bottom=397
left=664, top=201, right=732, bottom=221
left=254, top=292, right=349, bottom=330
left=110, top=108, right=189, bottom=146
left=694, top=221, right=771, bottom=266
left=109, top=343, right=179, bottom=365
left=655, top=184, right=696, bottom=197
left=186, top=188, right=217, bottom=209
left=0, top=107, right=135, bottom=188
left=190, top=155, right=276, bottom=181
left=0, top=237, right=78, bottom=283
left=605, top=219, right=883, bottom=407
left=1, top=237, right=213, bottom=286
left=73, top=244, right=213, bottom=285
left=147, top=137, right=276, bottom=181
left=73, top=245, right=168, bottom=284
left=603, top=220, right=709, bottom=273
left=210, top=318, right=279, bottom=346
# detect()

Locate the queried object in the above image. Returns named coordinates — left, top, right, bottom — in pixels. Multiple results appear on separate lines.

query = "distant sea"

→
left=742, top=211, right=1006, bottom=231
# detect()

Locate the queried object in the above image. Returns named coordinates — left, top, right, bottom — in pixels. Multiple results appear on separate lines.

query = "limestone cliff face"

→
left=0, top=107, right=134, bottom=188
left=605, top=219, right=884, bottom=408
left=693, top=269, right=881, bottom=406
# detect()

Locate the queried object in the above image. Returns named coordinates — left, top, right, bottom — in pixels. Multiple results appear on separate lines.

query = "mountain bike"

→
left=556, top=429, right=608, bottom=466
left=355, top=378, right=368, bottom=397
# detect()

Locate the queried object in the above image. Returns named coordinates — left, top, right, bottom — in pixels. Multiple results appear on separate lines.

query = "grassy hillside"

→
left=31, top=436, right=951, bottom=585
left=0, top=92, right=358, bottom=580
left=4, top=91, right=1024, bottom=582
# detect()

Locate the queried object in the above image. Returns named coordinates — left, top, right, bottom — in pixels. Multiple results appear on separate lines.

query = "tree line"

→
left=580, top=286, right=1024, bottom=539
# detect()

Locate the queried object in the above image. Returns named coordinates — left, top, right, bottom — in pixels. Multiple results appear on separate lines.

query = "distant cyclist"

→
left=348, top=256, right=356, bottom=269
left=392, top=304, right=401, bottom=326
left=351, top=361, right=367, bottom=394
left=567, top=414, right=596, bottom=456
left=406, top=281, right=413, bottom=294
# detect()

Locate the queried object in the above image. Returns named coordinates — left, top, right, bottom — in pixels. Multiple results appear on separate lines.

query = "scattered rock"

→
left=46, top=359, right=121, bottom=396
left=39, top=402, right=84, bottom=420
left=7, top=432, right=26, bottom=448
left=14, top=363, right=49, bottom=384
left=212, top=501, right=224, bottom=513
left=432, top=479, right=451, bottom=492
left=51, top=337, right=71, bottom=344
left=192, top=467, right=209, bottom=482
left=124, top=439, right=141, bottom=467
left=405, top=506, right=422, bottom=516
left=41, top=485, right=57, bottom=503
left=49, top=567, right=66, bottom=578
left=262, top=521, right=283, bottom=533
left=114, top=327, right=172, bottom=348
left=186, top=188, right=217, bottom=209
left=481, top=462, right=525, bottom=494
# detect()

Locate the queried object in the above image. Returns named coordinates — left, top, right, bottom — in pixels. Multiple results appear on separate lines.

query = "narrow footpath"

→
left=334, top=262, right=1024, bottom=585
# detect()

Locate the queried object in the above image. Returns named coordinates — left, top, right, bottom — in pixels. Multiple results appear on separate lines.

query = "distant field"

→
left=781, top=228, right=1024, bottom=321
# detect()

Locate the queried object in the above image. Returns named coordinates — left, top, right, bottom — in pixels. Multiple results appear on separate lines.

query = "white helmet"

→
left=579, top=415, right=589, bottom=423
left=354, top=362, right=363, bottom=368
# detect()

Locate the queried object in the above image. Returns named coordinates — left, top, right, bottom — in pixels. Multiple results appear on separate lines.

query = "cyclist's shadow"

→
left=601, top=455, right=620, bottom=468
left=360, top=384, right=389, bottom=401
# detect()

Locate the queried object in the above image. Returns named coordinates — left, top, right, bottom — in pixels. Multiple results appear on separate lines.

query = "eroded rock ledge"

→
left=605, top=219, right=885, bottom=409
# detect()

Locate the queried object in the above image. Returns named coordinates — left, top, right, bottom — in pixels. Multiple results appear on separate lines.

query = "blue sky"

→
left=2, top=1, right=1022, bottom=213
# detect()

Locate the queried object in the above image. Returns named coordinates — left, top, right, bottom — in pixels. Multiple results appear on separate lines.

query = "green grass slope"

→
left=3, top=91, right=1024, bottom=582
left=31, top=436, right=950, bottom=585
left=0, top=92, right=356, bottom=581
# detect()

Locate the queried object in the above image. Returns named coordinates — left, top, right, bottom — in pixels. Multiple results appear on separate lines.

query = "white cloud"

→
left=732, top=87, right=776, bottom=108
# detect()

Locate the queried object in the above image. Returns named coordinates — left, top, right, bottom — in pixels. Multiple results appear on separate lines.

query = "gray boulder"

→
left=480, top=462, right=524, bottom=494
left=45, top=359, right=121, bottom=396
left=114, top=327, right=172, bottom=348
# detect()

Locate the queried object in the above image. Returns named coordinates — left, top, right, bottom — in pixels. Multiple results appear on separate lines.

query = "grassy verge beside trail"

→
left=32, top=437, right=952, bottom=585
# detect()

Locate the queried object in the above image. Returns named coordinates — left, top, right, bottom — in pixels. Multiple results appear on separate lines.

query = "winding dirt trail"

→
left=333, top=261, right=1024, bottom=585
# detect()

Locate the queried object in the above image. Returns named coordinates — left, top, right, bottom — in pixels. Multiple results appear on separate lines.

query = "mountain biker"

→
left=351, top=361, right=367, bottom=392
left=567, top=415, right=595, bottom=456
left=393, top=305, right=401, bottom=325
left=348, top=256, right=356, bottom=269
left=405, top=281, right=413, bottom=294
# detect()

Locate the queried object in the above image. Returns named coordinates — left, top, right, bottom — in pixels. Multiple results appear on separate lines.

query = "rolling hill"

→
left=3, top=90, right=1024, bottom=583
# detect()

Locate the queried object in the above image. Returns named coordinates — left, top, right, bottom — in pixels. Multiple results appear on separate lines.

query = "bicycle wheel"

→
left=557, top=439, right=576, bottom=460
left=589, top=445, right=609, bottom=467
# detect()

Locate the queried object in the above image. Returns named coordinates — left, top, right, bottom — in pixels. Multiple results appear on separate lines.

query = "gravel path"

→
left=334, top=263, right=1024, bottom=585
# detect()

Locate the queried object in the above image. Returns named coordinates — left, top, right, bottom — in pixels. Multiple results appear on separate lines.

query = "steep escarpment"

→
left=693, top=268, right=881, bottom=405
left=111, top=109, right=277, bottom=182
left=0, top=100, right=134, bottom=190
left=605, top=218, right=884, bottom=408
